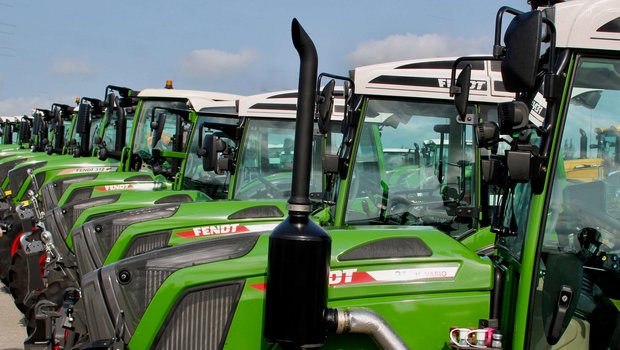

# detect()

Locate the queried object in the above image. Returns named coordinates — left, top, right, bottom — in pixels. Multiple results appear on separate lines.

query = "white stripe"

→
left=367, top=265, right=459, bottom=282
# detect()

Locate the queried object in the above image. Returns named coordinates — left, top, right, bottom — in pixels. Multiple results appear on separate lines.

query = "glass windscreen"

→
left=133, top=100, right=187, bottom=156
left=345, top=98, right=494, bottom=237
left=183, top=115, right=239, bottom=199
left=234, top=118, right=324, bottom=200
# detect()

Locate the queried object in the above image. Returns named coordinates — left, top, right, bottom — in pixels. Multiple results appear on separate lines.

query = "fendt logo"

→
left=175, top=223, right=278, bottom=239
left=99, top=184, right=134, bottom=191
left=192, top=224, right=244, bottom=236
left=437, top=79, right=487, bottom=90
left=59, top=167, right=117, bottom=175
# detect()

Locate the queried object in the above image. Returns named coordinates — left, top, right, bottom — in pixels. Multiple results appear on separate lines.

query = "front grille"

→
left=154, top=283, right=243, bottom=350
left=40, top=184, right=55, bottom=211
left=0, top=159, right=27, bottom=182
left=145, top=270, right=173, bottom=310
left=72, top=207, right=86, bottom=225
left=8, top=161, right=47, bottom=199
left=34, top=172, right=46, bottom=191
left=96, top=223, right=128, bottom=260
left=124, top=231, right=171, bottom=258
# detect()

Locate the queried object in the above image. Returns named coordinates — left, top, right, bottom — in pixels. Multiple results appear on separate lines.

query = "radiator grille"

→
left=155, top=283, right=242, bottom=350
left=145, top=269, right=172, bottom=312
left=96, top=224, right=128, bottom=259
left=124, top=231, right=171, bottom=258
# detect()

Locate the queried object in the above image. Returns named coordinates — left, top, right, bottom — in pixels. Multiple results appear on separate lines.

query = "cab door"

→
left=523, top=55, right=620, bottom=349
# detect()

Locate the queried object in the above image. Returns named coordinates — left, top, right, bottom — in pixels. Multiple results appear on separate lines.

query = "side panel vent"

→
left=154, top=282, right=243, bottom=350
left=339, top=237, right=433, bottom=261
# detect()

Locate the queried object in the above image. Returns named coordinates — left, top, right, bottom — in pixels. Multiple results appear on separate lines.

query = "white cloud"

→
left=347, top=33, right=489, bottom=67
left=51, top=58, right=97, bottom=76
left=0, top=96, right=71, bottom=116
left=181, top=48, right=257, bottom=79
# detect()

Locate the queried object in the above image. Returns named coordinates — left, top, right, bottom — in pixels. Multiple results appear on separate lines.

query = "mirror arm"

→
left=494, top=6, right=524, bottom=57
left=449, top=56, right=495, bottom=97
left=317, top=72, right=354, bottom=96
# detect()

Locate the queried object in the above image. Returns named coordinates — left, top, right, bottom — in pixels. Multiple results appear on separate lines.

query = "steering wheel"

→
left=254, top=176, right=286, bottom=199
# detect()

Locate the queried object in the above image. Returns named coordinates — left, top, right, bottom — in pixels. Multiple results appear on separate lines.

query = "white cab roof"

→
left=353, top=56, right=514, bottom=103
left=547, top=0, right=620, bottom=51
left=138, top=88, right=242, bottom=111
left=237, top=89, right=345, bottom=120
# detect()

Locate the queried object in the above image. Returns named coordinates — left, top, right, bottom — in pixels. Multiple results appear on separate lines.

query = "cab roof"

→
left=237, top=88, right=346, bottom=120
left=546, top=0, right=620, bottom=51
left=138, top=88, right=243, bottom=112
left=353, top=56, right=514, bottom=103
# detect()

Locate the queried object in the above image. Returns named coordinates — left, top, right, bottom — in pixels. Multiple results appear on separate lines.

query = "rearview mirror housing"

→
left=201, top=134, right=227, bottom=172
left=502, top=11, right=543, bottom=92
left=454, top=65, right=472, bottom=123
left=317, top=79, right=335, bottom=134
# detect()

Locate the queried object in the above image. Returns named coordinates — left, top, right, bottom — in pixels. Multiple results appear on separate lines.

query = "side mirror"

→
left=151, top=113, right=166, bottom=148
left=502, top=11, right=543, bottom=92
left=454, top=65, right=472, bottom=123
left=201, top=134, right=226, bottom=172
left=317, top=79, right=335, bottom=134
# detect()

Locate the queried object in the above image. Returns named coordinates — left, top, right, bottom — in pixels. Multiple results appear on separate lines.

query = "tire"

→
left=0, top=223, right=19, bottom=285
left=8, top=247, right=44, bottom=314
left=8, top=247, right=30, bottom=314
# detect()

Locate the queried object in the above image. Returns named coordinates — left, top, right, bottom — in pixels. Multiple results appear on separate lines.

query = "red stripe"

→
left=176, top=225, right=250, bottom=238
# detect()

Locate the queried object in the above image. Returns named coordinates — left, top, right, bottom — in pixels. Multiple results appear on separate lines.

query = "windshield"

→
left=101, top=104, right=135, bottom=153
left=133, top=100, right=188, bottom=159
left=234, top=118, right=323, bottom=200
left=344, top=98, right=494, bottom=237
left=182, top=115, right=238, bottom=199
left=63, top=119, right=73, bottom=144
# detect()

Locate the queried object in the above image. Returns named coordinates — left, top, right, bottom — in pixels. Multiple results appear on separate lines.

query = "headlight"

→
left=8, top=161, right=47, bottom=198
left=87, top=235, right=258, bottom=343
left=73, top=204, right=179, bottom=275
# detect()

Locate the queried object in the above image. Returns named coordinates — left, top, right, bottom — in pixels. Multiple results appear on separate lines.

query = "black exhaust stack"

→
left=264, top=18, right=331, bottom=348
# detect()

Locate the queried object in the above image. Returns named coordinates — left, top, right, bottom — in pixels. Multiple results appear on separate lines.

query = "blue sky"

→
left=0, top=0, right=526, bottom=115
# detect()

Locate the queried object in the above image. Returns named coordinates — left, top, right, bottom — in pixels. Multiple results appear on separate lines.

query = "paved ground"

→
left=0, top=283, right=26, bottom=350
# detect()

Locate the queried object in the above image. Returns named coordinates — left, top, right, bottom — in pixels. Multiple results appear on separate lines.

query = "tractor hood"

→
left=49, top=190, right=210, bottom=253
left=8, top=156, right=119, bottom=202
left=81, top=227, right=492, bottom=346
left=73, top=199, right=287, bottom=275
left=43, top=172, right=169, bottom=209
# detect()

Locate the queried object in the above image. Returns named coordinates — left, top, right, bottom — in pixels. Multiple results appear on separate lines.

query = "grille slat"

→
left=155, top=283, right=241, bottom=350
left=145, top=270, right=172, bottom=311
left=124, top=232, right=171, bottom=258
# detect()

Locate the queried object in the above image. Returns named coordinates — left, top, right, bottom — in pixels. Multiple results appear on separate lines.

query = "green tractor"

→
left=4, top=85, right=139, bottom=209
left=24, top=86, right=347, bottom=348
left=9, top=90, right=241, bottom=316
left=217, top=2, right=620, bottom=349
left=74, top=19, right=521, bottom=350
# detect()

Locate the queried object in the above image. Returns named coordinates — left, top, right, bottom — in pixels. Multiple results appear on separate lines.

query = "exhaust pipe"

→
left=327, top=309, right=409, bottom=350
left=264, top=18, right=332, bottom=348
